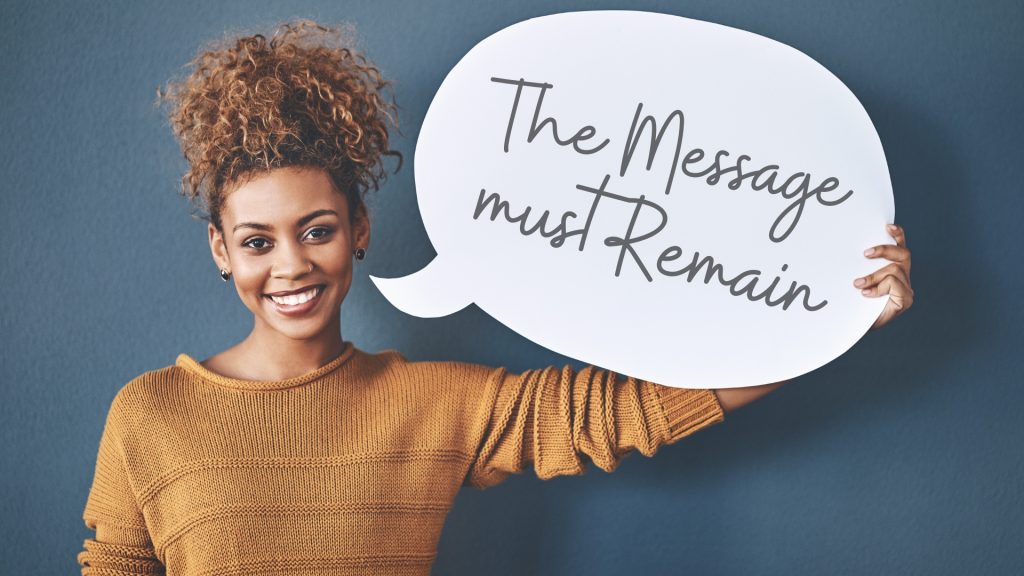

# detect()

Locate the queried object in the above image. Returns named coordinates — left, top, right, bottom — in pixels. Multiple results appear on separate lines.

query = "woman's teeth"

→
left=268, top=286, right=321, bottom=306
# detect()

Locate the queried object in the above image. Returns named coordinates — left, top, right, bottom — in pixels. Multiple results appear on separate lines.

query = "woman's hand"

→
left=854, top=224, right=914, bottom=330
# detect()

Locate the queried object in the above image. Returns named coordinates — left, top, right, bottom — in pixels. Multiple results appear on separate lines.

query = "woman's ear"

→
left=353, top=203, right=370, bottom=252
left=208, top=223, right=231, bottom=272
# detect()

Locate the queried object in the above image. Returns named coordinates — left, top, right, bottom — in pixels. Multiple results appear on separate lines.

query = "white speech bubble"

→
left=371, top=11, right=894, bottom=389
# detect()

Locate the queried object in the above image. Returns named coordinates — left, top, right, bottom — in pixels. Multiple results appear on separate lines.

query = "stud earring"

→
left=353, top=248, right=366, bottom=260
left=219, top=268, right=232, bottom=281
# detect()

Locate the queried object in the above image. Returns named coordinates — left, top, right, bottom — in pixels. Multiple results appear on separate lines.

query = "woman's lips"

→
left=264, top=285, right=325, bottom=318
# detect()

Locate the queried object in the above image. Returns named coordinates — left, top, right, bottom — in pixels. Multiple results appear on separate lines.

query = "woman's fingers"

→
left=886, top=223, right=907, bottom=248
left=864, top=244, right=911, bottom=274
left=860, top=223, right=914, bottom=330
left=861, top=274, right=914, bottom=308
left=866, top=275, right=915, bottom=329
left=854, top=262, right=909, bottom=292
left=863, top=224, right=912, bottom=282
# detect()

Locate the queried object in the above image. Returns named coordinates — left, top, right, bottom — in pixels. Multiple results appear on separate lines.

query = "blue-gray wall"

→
left=2, top=1, right=1021, bottom=573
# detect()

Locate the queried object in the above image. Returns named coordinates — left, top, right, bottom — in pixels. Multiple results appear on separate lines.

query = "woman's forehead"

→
left=221, top=167, right=349, bottom=225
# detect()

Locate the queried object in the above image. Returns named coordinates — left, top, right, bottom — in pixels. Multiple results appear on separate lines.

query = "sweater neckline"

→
left=175, top=341, right=356, bottom=391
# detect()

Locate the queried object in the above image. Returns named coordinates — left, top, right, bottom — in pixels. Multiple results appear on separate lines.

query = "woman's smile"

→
left=264, top=284, right=327, bottom=317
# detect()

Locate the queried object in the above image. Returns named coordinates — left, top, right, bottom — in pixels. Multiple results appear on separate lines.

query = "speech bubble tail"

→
left=369, top=256, right=472, bottom=318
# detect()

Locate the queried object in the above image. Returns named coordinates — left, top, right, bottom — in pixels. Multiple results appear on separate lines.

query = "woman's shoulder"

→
left=362, top=347, right=498, bottom=377
left=98, top=361, right=191, bottom=430
left=358, top=348, right=507, bottom=406
left=113, top=357, right=202, bottom=403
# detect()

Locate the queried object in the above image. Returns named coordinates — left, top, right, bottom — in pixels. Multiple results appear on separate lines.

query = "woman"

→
left=78, top=20, right=913, bottom=575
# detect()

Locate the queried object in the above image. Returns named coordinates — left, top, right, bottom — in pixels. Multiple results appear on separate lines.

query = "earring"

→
left=353, top=247, right=366, bottom=260
left=219, top=268, right=232, bottom=281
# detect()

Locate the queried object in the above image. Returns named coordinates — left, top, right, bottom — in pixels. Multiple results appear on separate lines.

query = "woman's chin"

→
left=265, top=315, right=337, bottom=342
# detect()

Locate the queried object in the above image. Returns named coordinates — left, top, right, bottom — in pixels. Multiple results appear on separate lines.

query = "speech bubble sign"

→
left=371, top=11, right=894, bottom=389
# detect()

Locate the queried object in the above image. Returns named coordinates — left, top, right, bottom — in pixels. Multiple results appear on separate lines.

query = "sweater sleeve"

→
left=464, top=364, right=725, bottom=489
left=78, top=394, right=165, bottom=575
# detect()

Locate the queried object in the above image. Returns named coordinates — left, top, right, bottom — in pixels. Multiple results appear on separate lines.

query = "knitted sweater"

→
left=79, top=341, right=725, bottom=575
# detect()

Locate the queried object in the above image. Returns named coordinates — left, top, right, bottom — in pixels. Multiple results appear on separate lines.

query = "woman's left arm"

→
left=714, top=223, right=915, bottom=413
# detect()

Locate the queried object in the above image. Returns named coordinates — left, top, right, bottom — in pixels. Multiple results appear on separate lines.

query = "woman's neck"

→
left=229, top=320, right=346, bottom=381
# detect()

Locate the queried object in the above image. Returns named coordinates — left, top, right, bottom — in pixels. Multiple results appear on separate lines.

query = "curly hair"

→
left=158, top=20, right=402, bottom=230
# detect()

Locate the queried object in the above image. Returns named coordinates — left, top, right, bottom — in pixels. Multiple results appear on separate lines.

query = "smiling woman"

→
left=200, top=167, right=368, bottom=380
left=155, top=18, right=397, bottom=381
left=76, top=18, right=912, bottom=576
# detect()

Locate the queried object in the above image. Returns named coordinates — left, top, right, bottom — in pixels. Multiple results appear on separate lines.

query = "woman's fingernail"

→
left=864, top=248, right=875, bottom=256
left=861, top=289, right=872, bottom=295
left=887, top=224, right=898, bottom=231
left=854, top=278, right=866, bottom=287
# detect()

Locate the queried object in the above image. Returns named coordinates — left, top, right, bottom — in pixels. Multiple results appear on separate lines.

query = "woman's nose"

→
left=270, top=242, right=313, bottom=279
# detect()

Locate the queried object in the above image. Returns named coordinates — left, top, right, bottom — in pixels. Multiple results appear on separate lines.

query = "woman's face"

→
left=208, top=166, right=369, bottom=342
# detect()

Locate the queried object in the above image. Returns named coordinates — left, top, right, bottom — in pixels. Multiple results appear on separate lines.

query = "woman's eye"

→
left=306, top=227, right=333, bottom=241
left=242, top=228, right=330, bottom=249
left=243, top=238, right=270, bottom=250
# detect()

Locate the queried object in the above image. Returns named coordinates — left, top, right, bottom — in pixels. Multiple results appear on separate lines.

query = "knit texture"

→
left=79, top=341, right=725, bottom=575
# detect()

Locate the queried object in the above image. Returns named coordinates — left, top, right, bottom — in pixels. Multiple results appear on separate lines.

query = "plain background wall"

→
left=2, top=0, right=1021, bottom=573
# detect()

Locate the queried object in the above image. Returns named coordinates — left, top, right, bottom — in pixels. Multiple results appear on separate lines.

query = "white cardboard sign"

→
left=371, top=11, right=894, bottom=389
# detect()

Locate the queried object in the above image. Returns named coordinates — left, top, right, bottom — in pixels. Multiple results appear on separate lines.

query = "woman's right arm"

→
left=78, top=395, right=164, bottom=575
left=713, top=380, right=788, bottom=413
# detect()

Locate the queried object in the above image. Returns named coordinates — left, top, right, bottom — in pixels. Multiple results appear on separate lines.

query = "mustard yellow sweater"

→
left=79, top=341, right=725, bottom=575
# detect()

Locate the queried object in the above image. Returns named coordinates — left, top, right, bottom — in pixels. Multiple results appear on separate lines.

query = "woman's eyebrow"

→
left=232, top=209, right=339, bottom=233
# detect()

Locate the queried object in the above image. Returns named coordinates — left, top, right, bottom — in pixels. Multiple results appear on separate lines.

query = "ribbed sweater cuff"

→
left=656, top=387, right=725, bottom=444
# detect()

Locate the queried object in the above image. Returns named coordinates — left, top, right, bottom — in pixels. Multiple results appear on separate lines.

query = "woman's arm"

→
left=79, top=394, right=164, bottom=575
left=464, top=365, right=724, bottom=489
left=714, top=380, right=788, bottom=413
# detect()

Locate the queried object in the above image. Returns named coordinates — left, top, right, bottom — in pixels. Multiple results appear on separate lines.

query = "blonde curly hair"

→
left=158, top=20, right=401, bottom=230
